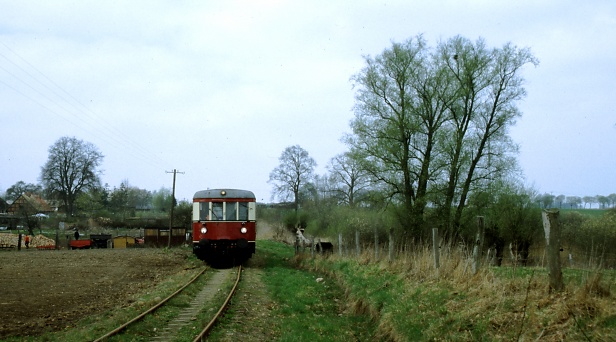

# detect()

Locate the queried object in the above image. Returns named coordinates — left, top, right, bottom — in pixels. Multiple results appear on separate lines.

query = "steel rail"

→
left=192, top=265, right=242, bottom=342
left=93, top=267, right=207, bottom=342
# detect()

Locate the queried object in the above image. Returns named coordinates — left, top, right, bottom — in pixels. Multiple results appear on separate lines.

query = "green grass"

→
left=303, top=256, right=498, bottom=340
left=561, top=208, right=609, bottom=217
left=308, top=258, right=442, bottom=340
left=254, top=240, right=378, bottom=341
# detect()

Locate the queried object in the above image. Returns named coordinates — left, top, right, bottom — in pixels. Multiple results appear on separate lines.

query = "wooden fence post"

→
left=472, top=216, right=485, bottom=275
left=355, top=230, right=360, bottom=256
left=310, top=237, right=315, bottom=258
left=542, top=209, right=564, bottom=292
left=433, top=228, right=440, bottom=270
left=388, top=228, right=394, bottom=261
left=374, top=228, right=379, bottom=260
left=338, top=233, right=343, bottom=257
left=301, top=232, right=306, bottom=253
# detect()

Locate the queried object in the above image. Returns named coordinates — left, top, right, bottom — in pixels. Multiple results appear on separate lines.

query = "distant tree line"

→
left=2, top=179, right=182, bottom=224
left=534, top=193, right=616, bottom=209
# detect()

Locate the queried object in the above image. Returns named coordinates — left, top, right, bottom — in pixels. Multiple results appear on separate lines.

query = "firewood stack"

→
left=0, top=233, right=56, bottom=248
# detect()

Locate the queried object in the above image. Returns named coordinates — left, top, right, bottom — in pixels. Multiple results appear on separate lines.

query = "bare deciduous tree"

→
left=328, top=152, right=371, bottom=207
left=40, top=136, right=103, bottom=216
left=268, top=145, right=316, bottom=211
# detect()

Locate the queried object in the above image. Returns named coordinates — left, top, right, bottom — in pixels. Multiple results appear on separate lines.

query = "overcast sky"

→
left=1, top=1, right=614, bottom=203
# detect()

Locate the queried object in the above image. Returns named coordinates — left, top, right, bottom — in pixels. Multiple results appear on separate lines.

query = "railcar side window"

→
left=226, top=202, right=237, bottom=220
left=211, top=202, right=223, bottom=220
left=238, top=202, right=249, bottom=220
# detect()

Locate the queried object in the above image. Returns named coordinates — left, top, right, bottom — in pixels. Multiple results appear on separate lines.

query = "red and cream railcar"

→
left=192, top=189, right=256, bottom=261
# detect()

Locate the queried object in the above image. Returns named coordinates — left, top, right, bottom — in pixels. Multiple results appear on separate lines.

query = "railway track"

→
left=94, top=265, right=242, bottom=342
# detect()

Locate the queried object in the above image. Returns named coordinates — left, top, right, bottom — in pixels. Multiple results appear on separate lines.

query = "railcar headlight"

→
left=200, top=227, right=207, bottom=234
left=240, top=227, right=247, bottom=234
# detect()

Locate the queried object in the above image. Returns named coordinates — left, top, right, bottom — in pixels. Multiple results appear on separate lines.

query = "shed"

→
left=90, top=234, right=112, bottom=248
left=113, top=235, right=136, bottom=248
left=144, top=227, right=186, bottom=247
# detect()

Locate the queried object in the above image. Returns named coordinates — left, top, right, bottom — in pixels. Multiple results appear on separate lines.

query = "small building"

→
left=113, top=235, right=136, bottom=248
left=7, top=193, right=53, bottom=216
left=90, top=234, right=113, bottom=248
left=144, top=227, right=186, bottom=247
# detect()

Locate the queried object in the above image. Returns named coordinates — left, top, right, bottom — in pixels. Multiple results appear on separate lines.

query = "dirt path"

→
left=0, top=248, right=195, bottom=338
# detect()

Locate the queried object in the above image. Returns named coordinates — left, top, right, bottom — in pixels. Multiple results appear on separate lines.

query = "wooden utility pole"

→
left=166, top=169, right=184, bottom=248
left=542, top=209, right=564, bottom=292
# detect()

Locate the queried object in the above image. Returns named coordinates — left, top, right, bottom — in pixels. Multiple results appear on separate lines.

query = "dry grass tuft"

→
left=582, top=271, right=611, bottom=297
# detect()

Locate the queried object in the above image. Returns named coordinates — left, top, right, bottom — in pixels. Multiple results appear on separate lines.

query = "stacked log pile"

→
left=0, top=233, right=56, bottom=248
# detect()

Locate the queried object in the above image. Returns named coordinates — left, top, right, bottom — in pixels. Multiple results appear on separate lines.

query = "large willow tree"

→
left=345, top=35, right=537, bottom=238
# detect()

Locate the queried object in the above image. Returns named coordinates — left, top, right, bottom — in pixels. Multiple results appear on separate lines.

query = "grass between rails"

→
left=110, top=268, right=236, bottom=342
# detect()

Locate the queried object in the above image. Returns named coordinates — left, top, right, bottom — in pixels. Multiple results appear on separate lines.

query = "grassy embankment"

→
left=218, top=239, right=616, bottom=340
left=294, top=241, right=616, bottom=341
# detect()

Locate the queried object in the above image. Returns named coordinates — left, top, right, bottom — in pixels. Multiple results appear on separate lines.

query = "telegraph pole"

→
left=166, top=169, right=184, bottom=248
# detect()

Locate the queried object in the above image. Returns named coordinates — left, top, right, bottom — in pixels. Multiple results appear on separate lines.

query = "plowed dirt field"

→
left=0, top=247, right=196, bottom=338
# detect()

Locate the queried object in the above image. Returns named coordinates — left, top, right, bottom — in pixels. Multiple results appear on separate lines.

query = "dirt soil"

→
left=0, top=247, right=195, bottom=338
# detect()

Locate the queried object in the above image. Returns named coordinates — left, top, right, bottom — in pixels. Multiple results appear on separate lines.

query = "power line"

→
left=0, top=40, right=170, bottom=171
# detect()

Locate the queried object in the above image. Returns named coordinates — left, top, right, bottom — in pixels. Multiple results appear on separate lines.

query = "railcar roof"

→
left=193, top=189, right=255, bottom=199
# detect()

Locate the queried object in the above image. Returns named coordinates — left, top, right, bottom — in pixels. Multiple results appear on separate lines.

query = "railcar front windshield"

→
left=212, top=202, right=223, bottom=220
left=197, top=201, right=252, bottom=221
left=226, top=202, right=237, bottom=220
